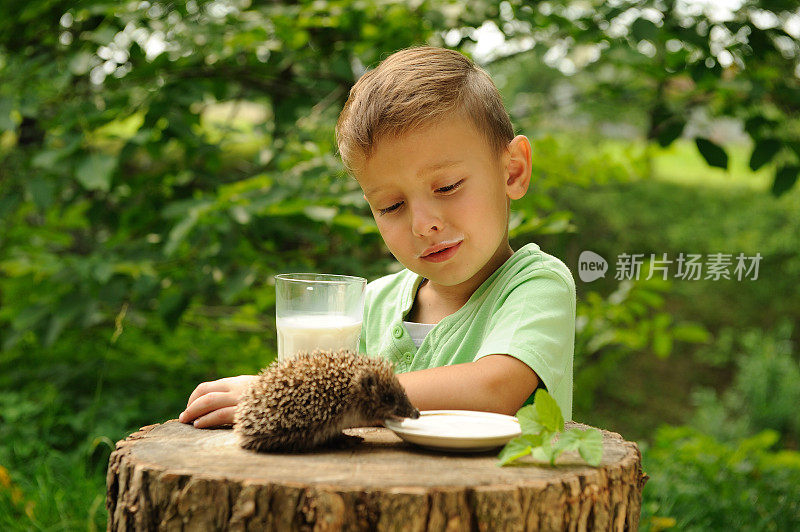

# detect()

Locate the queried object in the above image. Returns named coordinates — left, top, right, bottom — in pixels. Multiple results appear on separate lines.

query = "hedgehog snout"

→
left=382, top=396, right=419, bottom=421
left=397, top=402, right=419, bottom=420
left=386, top=408, right=419, bottom=422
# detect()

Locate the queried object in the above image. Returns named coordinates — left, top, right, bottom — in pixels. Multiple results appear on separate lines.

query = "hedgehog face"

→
left=359, top=370, right=420, bottom=423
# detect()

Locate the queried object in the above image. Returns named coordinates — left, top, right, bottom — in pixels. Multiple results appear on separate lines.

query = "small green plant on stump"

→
left=498, top=389, right=603, bottom=466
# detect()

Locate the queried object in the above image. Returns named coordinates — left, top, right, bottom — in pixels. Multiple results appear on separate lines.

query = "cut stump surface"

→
left=107, top=420, right=647, bottom=531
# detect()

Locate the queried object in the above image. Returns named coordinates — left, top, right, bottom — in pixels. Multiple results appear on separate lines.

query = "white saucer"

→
left=384, top=410, right=522, bottom=452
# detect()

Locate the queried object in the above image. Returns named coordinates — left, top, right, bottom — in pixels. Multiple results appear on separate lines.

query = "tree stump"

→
left=107, top=420, right=647, bottom=531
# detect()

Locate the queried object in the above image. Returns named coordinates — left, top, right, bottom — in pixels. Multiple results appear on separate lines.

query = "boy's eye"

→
left=378, top=201, right=403, bottom=215
left=374, top=180, right=462, bottom=215
left=436, top=180, right=464, bottom=193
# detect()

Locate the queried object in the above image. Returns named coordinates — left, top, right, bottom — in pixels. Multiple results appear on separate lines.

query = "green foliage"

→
left=641, top=426, right=800, bottom=531
left=640, top=322, right=800, bottom=530
left=692, top=320, right=800, bottom=447
left=507, top=136, right=711, bottom=416
left=0, top=390, right=109, bottom=529
left=507, top=133, right=647, bottom=246
left=486, top=1, right=800, bottom=195
left=534, top=143, right=800, bottom=442
left=543, top=156, right=800, bottom=333
left=0, top=0, right=501, bottom=349
left=498, top=389, right=602, bottom=466
left=572, top=277, right=710, bottom=412
left=0, top=315, right=273, bottom=529
left=4, top=0, right=796, bottom=349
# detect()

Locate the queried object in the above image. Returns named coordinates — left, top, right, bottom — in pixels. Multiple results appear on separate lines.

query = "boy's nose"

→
left=410, top=204, right=443, bottom=236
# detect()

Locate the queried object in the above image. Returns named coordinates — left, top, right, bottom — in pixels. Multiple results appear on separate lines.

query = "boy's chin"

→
left=395, top=256, right=472, bottom=287
left=418, top=269, right=472, bottom=288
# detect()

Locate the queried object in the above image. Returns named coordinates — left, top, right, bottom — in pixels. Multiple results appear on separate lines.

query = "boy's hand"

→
left=179, top=375, right=258, bottom=428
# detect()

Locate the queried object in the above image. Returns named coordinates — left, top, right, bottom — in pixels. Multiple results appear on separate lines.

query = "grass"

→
left=0, top=316, right=275, bottom=530
left=651, top=139, right=775, bottom=191
left=565, top=134, right=778, bottom=190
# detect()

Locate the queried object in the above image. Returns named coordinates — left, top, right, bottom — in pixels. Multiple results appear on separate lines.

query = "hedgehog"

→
left=233, top=349, right=419, bottom=452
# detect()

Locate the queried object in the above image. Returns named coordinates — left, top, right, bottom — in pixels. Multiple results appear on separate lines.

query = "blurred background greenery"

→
left=1, top=0, right=799, bottom=529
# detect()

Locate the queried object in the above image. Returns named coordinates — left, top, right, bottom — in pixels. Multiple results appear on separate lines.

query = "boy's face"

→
left=356, top=116, right=530, bottom=290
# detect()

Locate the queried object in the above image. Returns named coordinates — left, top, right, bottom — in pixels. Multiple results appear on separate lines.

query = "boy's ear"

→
left=504, top=135, right=532, bottom=200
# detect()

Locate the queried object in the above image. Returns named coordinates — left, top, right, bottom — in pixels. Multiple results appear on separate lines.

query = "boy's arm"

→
left=396, top=354, right=539, bottom=416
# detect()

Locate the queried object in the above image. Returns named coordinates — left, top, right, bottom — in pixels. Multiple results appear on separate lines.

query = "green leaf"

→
left=771, top=166, right=799, bottom=197
left=332, top=212, right=370, bottom=230
left=303, top=205, right=338, bottom=223
left=0, top=97, right=15, bottom=131
left=671, top=323, right=711, bottom=343
left=695, top=138, right=728, bottom=170
left=75, top=153, right=117, bottom=192
left=631, top=18, right=659, bottom=42
left=83, top=24, right=118, bottom=45
left=520, top=433, right=546, bottom=447
left=749, top=139, right=782, bottom=171
left=498, top=436, right=532, bottom=466
left=652, top=329, right=673, bottom=358
left=789, top=141, right=800, bottom=159
left=677, top=27, right=710, bottom=52
left=652, top=314, right=673, bottom=358
left=31, top=150, right=60, bottom=170
left=531, top=434, right=555, bottom=463
left=576, top=429, right=604, bottom=466
left=744, top=116, right=777, bottom=138
left=656, top=120, right=685, bottom=148
left=165, top=214, right=199, bottom=257
left=516, top=404, right=545, bottom=434
left=552, top=429, right=581, bottom=455
left=534, top=389, right=564, bottom=433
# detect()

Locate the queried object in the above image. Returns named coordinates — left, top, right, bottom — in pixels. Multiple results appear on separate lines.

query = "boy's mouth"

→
left=419, top=240, right=462, bottom=263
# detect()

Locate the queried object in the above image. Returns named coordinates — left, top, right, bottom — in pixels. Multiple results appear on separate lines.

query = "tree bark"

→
left=107, top=420, right=647, bottom=531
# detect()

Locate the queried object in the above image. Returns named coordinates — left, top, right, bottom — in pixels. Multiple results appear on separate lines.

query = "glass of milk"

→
left=275, top=273, right=366, bottom=361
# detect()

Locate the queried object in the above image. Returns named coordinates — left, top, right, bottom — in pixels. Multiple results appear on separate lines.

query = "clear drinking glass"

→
left=275, top=273, right=367, bottom=361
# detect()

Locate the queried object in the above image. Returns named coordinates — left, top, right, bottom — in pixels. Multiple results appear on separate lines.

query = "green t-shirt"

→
left=359, top=243, right=576, bottom=420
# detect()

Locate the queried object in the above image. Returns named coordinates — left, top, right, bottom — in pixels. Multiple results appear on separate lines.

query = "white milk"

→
left=276, top=314, right=362, bottom=361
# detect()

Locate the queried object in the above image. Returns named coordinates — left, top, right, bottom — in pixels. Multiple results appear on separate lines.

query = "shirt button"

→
left=393, top=325, right=404, bottom=338
left=403, top=351, right=413, bottom=361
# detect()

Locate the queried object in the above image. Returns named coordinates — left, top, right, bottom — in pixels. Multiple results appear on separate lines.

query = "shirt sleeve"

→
left=474, top=271, right=576, bottom=413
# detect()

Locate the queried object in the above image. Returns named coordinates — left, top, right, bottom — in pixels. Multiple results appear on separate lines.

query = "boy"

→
left=180, top=46, right=575, bottom=428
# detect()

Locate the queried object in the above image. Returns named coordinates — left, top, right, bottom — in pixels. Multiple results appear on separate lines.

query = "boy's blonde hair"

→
left=336, top=46, right=514, bottom=174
